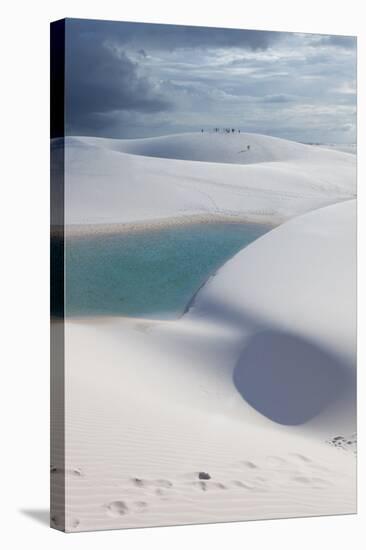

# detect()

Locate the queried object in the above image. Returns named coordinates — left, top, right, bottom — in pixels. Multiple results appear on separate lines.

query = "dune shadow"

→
left=233, top=330, right=351, bottom=425
left=188, top=294, right=263, bottom=332
left=19, top=508, right=49, bottom=527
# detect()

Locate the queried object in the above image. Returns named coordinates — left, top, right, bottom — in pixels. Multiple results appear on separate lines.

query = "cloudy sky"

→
left=64, top=18, right=356, bottom=143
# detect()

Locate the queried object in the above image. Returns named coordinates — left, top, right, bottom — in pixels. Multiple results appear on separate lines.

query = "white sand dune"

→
left=71, top=132, right=355, bottom=165
left=314, top=143, right=356, bottom=155
left=188, top=200, right=356, bottom=435
left=62, top=200, right=356, bottom=532
left=64, top=132, right=355, bottom=228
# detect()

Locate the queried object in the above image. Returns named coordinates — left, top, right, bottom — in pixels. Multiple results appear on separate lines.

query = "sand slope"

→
left=74, top=132, right=355, bottom=165
left=63, top=200, right=356, bottom=532
left=189, top=200, right=356, bottom=435
left=64, top=133, right=355, bottom=227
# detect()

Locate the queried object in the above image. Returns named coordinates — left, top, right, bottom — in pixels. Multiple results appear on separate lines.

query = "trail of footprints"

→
left=326, top=433, right=357, bottom=454
left=55, top=452, right=346, bottom=528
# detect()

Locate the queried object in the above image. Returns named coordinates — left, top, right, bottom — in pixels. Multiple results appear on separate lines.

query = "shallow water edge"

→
left=64, top=220, right=273, bottom=319
left=65, top=213, right=279, bottom=238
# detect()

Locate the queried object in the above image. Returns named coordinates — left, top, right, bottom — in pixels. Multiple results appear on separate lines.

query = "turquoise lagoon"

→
left=65, top=222, right=270, bottom=319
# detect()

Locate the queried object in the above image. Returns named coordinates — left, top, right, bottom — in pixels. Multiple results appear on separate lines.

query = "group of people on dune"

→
left=200, top=128, right=251, bottom=150
left=201, top=127, right=241, bottom=134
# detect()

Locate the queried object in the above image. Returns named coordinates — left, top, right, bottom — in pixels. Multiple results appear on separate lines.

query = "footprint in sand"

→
left=289, top=454, right=331, bottom=474
left=155, top=479, right=173, bottom=488
left=241, top=461, right=258, bottom=469
left=71, top=518, right=80, bottom=529
left=232, top=480, right=257, bottom=490
left=191, top=480, right=228, bottom=492
left=292, top=475, right=331, bottom=489
left=131, top=477, right=148, bottom=488
left=104, top=499, right=151, bottom=517
left=215, top=482, right=228, bottom=490
left=134, top=501, right=148, bottom=512
left=70, top=467, right=84, bottom=477
left=193, top=481, right=208, bottom=491
left=131, top=477, right=173, bottom=490
left=290, top=453, right=312, bottom=463
left=327, top=434, right=357, bottom=454
left=50, top=466, right=84, bottom=477
left=104, top=501, right=129, bottom=517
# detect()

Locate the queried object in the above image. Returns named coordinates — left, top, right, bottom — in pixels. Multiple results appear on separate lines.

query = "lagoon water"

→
left=65, top=223, right=270, bottom=319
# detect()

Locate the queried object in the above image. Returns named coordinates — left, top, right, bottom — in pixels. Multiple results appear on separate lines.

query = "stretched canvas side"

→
left=50, top=19, right=66, bottom=532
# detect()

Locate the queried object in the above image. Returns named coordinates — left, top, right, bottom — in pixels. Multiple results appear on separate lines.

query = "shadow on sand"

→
left=233, top=330, right=352, bottom=425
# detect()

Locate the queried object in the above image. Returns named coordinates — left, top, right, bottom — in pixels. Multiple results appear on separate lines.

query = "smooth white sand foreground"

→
left=62, top=200, right=356, bottom=532
left=63, top=132, right=355, bottom=229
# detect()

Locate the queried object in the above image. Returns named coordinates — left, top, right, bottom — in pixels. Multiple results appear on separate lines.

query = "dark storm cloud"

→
left=64, top=18, right=283, bottom=134
left=65, top=23, right=171, bottom=134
